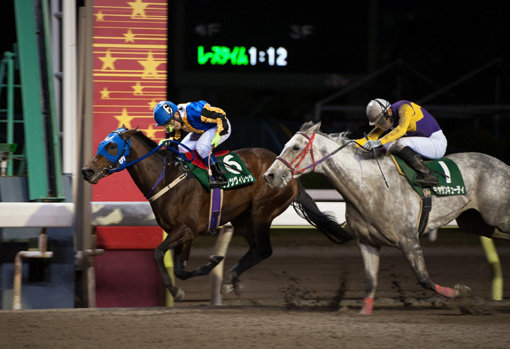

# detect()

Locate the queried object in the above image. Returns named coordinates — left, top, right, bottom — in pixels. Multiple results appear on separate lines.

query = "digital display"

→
left=197, top=46, right=288, bottom=67
left=179, top=1, right=368, bottom=74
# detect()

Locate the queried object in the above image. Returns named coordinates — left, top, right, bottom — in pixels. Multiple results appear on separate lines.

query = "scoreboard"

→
left=169, top=0, right=368, bottom=87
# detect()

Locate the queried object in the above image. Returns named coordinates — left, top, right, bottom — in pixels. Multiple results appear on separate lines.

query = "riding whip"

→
left=364, top=133, right=389, bottom=189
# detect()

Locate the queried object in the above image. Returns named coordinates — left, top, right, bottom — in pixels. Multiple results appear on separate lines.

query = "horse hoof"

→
left=454, top=284, right=472, bottom=298
left=209, top=255, right=225, bottom=264
left=173, top=287, right=186, bottom=301
left=222, top=283, right=234, bottom=295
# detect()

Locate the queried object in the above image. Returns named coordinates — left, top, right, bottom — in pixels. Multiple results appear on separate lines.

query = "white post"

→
left=210, top=223, right=233, bottom=306
left=62, top=0, right=77, bottom=178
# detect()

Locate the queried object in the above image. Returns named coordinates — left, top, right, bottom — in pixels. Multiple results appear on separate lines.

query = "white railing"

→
left=0, top=190, right=501, bottom=307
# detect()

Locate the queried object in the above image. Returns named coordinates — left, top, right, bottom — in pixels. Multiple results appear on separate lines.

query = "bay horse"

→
left=82, top=127, right=352, bottom=300
left=264, top=121, right=510, bottom=315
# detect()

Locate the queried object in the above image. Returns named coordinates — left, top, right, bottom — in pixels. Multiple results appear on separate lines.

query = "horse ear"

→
left=308, top=121, right=321, bottom=134
left=121, top=127, right=138, bottom=139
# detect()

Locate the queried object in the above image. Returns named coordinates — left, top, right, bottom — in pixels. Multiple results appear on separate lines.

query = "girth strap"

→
left=418, top=188, right=432, bottom=235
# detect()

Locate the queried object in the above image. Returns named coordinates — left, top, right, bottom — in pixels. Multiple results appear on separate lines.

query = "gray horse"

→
left=264, top=121, right=510, bottom=315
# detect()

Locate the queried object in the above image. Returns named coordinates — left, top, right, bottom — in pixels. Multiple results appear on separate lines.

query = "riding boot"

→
left=396, top=146, right=439, bottom=187
left=209, top=162, right=228, bottom=188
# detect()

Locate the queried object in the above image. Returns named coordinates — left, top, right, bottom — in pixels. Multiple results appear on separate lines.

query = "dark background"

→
left=166, top=0, right=510, bottom=165
left=2, top=0, right=509, bottom=166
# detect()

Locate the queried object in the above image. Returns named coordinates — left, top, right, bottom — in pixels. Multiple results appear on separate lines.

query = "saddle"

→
left=391, top=156, right=466, bottom=197
left=183, top=150, right=256, bottom=191
left=391, top=155, right=467, bottom=235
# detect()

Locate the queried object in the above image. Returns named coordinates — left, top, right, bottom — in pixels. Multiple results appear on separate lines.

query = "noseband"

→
left=275, top=132, right=354, bottom=176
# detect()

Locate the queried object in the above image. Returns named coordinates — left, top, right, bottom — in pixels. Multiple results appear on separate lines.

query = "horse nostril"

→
left=264, top=173, right=274, bottom=182
left=81, top=168, right=94, bottom=180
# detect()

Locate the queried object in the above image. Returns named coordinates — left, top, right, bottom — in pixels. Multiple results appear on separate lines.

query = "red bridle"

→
left=275, top=132, right=317, bottom=175
left=275, top=131, right=355, bottom=177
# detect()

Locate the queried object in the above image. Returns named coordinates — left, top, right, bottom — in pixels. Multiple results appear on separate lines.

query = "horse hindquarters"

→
left=451, top=152, right=510, bottom=236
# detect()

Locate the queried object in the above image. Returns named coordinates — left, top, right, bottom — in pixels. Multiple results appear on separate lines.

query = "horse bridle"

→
left=275, top=132, right=354, bottom=176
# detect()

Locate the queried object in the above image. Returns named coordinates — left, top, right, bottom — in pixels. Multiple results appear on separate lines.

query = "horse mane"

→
left=133, top=130, right=158, bottom=149
left=300, top=121, right=382, bottom=159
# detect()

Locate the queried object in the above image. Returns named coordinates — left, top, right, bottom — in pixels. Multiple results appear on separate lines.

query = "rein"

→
left=276, top=132, right=355, bottom=175
left=108, top=139, right=192, bottom=174
left=104, top=135, right=194, bottom=200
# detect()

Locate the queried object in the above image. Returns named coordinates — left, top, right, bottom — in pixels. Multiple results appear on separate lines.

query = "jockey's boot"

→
left=397, top=146, right=439, bottom=187
left=209, top=162, right=228, bottom=188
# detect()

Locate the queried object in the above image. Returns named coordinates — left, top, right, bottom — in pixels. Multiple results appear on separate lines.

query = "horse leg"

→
left=223, top=215, right=272, bottom=295
left=154, top=235, right=186, bottom=300
left=358, top=242, right=380, bottom=315
left=399, top=240, right=467, bottom=299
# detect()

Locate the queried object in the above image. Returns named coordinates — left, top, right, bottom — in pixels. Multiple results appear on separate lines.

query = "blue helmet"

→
left=154, top=101, right=178, bottom=126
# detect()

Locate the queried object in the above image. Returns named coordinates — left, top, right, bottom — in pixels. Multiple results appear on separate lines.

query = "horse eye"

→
left=106, top=143, right=118, bottom=156
left=292, top=145, right=300, bottom=151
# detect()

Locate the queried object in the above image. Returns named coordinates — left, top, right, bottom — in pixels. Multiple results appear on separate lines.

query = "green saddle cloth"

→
left=392, top=155, right=466, bottom=197
left=187, top=152, right=256, bottom=191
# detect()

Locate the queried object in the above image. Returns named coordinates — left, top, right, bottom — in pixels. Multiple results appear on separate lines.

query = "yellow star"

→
left=142, top=124, right=159, bottom=139
left=113, top=108, right=136, bottom=129
left=148, top=99, right=158, bottom=110
left=128, top=0, right=149, bottom=19
left=95, top=11, right=105, bottom=21
left=132, top=82, right=144, bottom=96
left=123, top=29, right=136, bottom=43
left=139, top=51, right=163, bottom=78
left=100, top=87, right=111, bottom=99
left=99, top=50, right=118, bottom=70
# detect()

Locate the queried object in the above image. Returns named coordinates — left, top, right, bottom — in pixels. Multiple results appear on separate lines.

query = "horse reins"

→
left=276, top=132, right=354, bottom=176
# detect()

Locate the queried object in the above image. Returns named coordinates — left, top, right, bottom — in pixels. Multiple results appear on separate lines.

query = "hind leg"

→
left=359, top=242, right=380, bottom=315
left=223, top=213, right=272, bottom=294
left=457, top=209, right=510, bottom=240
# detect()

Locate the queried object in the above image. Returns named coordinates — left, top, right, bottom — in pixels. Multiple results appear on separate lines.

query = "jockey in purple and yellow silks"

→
left=154, top=100, right=231, bottom=188
left=356, top=99, right=447, bottom=187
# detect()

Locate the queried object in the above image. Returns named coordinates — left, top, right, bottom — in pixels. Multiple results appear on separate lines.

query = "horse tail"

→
left=292, top=181, right=353, bottom=244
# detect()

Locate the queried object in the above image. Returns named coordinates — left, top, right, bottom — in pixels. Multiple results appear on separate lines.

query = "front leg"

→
left=153, top=226, right=193, bottom=299
left=358, top=242, right=380, bottom=315
left=399, top=239, right=463, bottom=299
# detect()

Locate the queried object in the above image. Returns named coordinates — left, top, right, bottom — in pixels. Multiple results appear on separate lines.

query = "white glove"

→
left=363, top=139, right=382, bottom=150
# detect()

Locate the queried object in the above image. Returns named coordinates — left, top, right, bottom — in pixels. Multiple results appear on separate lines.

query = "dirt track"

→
left=1, top=235, right=510, bottom=348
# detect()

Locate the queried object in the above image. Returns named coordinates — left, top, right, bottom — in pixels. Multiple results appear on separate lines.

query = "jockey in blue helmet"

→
left=154, top=100, right=231, bottom=188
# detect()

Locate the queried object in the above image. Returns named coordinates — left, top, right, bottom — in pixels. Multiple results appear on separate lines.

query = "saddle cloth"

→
left=184, top=150, right=256, bottom=191
left=391, top=155, right=467, bottom=197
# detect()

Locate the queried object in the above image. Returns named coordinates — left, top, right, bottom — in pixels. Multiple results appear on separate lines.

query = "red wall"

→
left=91, top=0, right=168, bottom=307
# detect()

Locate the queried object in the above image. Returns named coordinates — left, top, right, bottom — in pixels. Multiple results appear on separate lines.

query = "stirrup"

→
left=209, top=177, right=228, bottom=189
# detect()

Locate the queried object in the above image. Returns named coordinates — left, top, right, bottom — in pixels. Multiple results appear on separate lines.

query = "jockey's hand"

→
left=159, top=139, right=170, bottom=146
left=363, top=139, right=382, bottom=150
left=211, top=134, right=221, bottom=148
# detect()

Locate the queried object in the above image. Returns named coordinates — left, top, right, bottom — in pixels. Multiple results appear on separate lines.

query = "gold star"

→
left=132, top=82, right=144, bottom=96
left=142, top=124, right=159, bottom=139
left=99, top=50, right=118, bottom=70
left=123, top=29, right=136, bottom=43
left=113, top=108, right=136, bottom=129
left=128, top=0, right=149, bottom=19
left=95, top=11, right=105, bottom=21
left=139, top=51, right=163, bottom=78
left=148, top=99, right=158, bottom=110
left=100, top=87, right=111, bottom=99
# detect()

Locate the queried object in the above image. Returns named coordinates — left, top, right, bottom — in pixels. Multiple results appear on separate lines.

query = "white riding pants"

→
left=178, top=120, right=232, bottom=159
left=384, top=130, right=447, bottom=159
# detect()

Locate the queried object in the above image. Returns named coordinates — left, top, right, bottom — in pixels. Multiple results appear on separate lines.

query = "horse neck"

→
left=314, top=136, right=372, bottom=206
left=126, top=137, right=177, bottom=196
